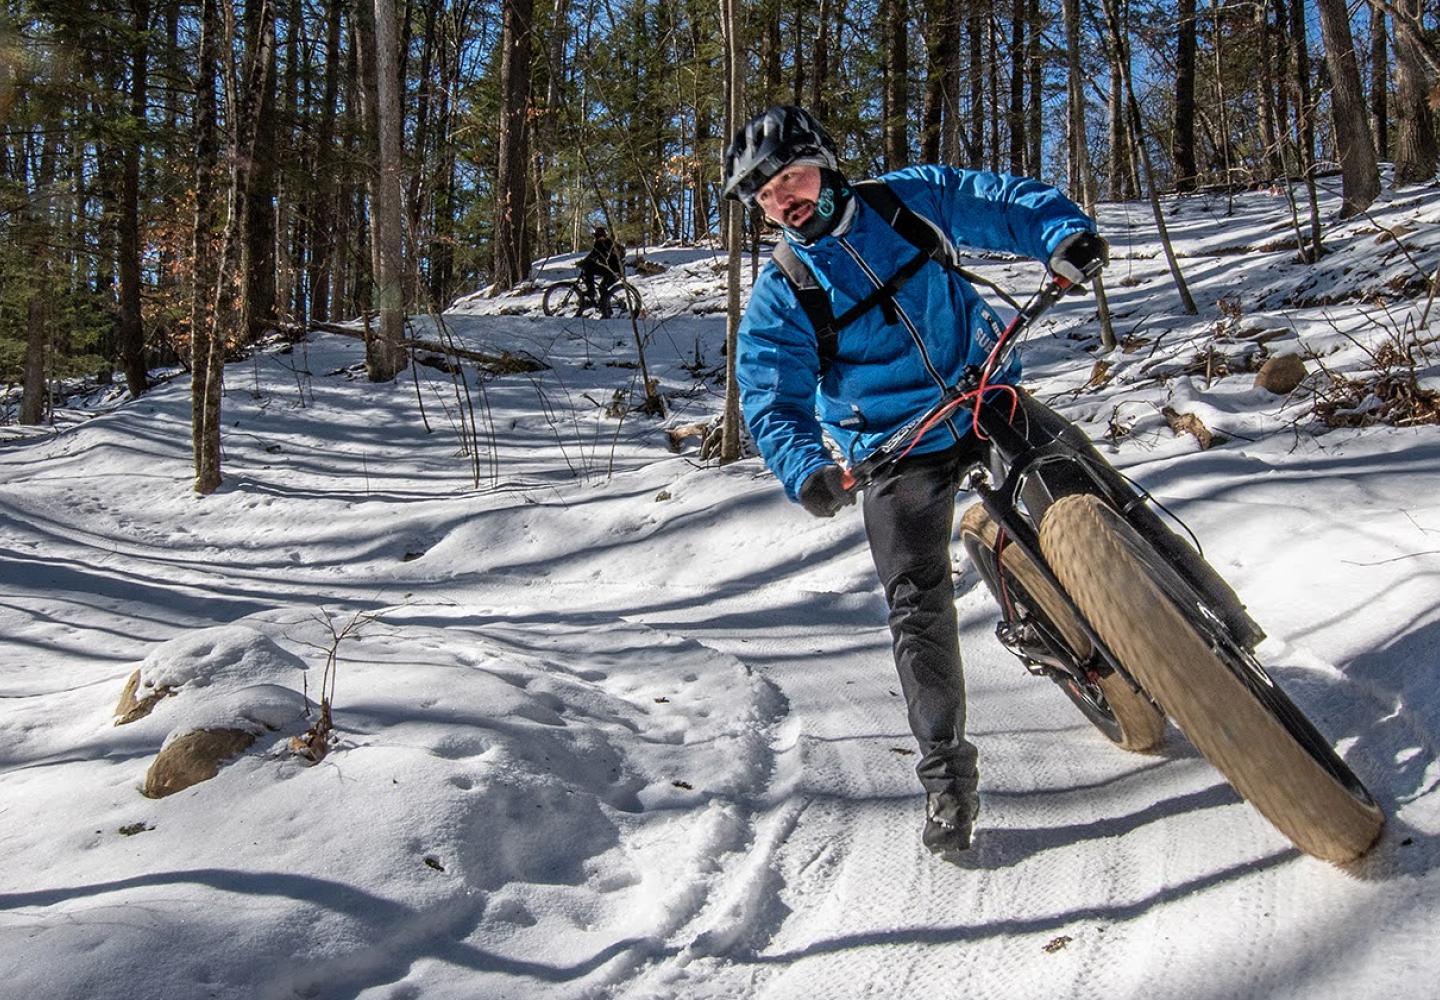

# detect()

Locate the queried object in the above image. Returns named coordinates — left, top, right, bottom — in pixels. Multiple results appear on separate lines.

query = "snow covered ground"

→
left=3, top=176, right=1440, bottom=999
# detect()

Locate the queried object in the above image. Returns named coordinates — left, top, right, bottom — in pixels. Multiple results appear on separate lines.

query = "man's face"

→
left=756, top=164, right=822, bottom=230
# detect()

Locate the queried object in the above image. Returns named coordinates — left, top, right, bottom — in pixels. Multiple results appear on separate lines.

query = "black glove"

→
left=798, top=465, right=856, bottom=518
left=1049, top=231, right=1109, bottom=284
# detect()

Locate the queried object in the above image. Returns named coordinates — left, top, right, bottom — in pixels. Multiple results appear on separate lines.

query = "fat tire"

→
left=1039, top=494, right=1383, bottom=863
left=542, top=282, right=581, bottom=317
left=959, top=503, right=1165, bottom=753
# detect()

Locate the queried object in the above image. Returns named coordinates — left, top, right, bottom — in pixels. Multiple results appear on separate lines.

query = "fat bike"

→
left=842, top=274, right=1384, bottom=864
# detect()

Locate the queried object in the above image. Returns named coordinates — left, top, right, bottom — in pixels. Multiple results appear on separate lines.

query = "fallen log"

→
left=302, top=320, right=548, bottom=373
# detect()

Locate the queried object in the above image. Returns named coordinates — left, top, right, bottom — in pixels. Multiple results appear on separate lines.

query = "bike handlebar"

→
left=839, top=273, right=1080, bottom=494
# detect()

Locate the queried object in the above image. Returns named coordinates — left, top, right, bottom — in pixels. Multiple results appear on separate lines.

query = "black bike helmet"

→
left=723, top=105, right=839, bottom=207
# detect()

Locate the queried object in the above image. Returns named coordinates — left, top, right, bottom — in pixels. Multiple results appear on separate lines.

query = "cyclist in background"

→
left=580, top=226, right=626, bottom=318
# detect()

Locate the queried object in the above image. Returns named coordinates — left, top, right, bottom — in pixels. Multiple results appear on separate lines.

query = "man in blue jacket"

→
left=725, top=106, right=1106, bottom=862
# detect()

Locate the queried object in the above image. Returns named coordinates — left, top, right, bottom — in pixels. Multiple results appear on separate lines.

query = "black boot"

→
left=923, top=787, right=979, bottom=862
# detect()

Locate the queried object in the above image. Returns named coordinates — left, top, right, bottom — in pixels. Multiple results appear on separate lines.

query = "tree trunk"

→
left=940, top=0, right=962, bottom=162
left=1393, top=0, right=1438, bottom=184
left=1370, top=6, right=1388, bottom=159
left=1102, top=0, right=1197, bottom=314
left=809, top=0, right=832, bottom=119
left=1106, top=22, right=1133, bottom=199
left=242, top=0, right=278, bottom=340
left=921, top=0, right=956, bottom=163
left=190, top=0, right=224, bottom=494
left=721, top=0, right=744, bottom=463
left=1026, top=0, right=1041, bottom=175
left=21, top=288, right=48, bottom=425
left=1008, top=2, right=1024, bottom=173
left=1286, top=0, right=1324, bottom=260
left=117, top=0, right=151, bottom=398
left=883, top=0, right=909, bottom=169
left=492, top=0, right=534, bottom=290
left=1174, top=0, right=1198, bottom=191
left=1316, top=0, right=1380, bottom=215
left=1064, top=0, right=1116, bottom=350
left=1257, top=2, right=1284, bottom=179
left=369, top=0, right=407, bottom=380
left=309, top=0, right=342, bottom=323
left=967, top=11, right=984, bottom=168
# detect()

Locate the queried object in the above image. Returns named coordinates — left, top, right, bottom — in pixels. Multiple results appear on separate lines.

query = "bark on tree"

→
left=369, top=0, right=407, bottom=380
left=1370, top=6, right=1388, bottom=159
left=1102, top=0, right=1197, bottom=314
left=190, top=0, right=224, bottom=494
left=241, top=0, right=279, bottom=340
left=921, top=0, right=957, bottom=163
left=1008, top=2, right=1025, bottom=173
left=492, top=0, right=534, bottom=290
left=883, top=0, right=909, bottom=169
left=1286, top=0, right=1324, bottom=260
left=117, top=0, right=152, bottom=399
left=809, top=0, right=832, bottom=119
left=1393, top=0, right=1438, bottom=184
left=1064, top=0, right=1116, bottom=351
left=967, top=11, right=984, bottom=168
left=22, top=286, right=48, bottom=425
left=1174, top=0, right=1198, bottom=191
left=1105, top=23, right=1134, bottom=199
left=1257, top=2, right=1285, bottom=179
left=720, top=0, right=744, bottom=463
left=1025, top=0, right=1041, bottom=175
left=308, top=0, right=342, bottom=323
left=1316, top=0, right=1380, bottom=215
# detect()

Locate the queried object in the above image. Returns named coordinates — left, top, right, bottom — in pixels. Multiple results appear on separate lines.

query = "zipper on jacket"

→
left=837, top=235, right=961, bottom=444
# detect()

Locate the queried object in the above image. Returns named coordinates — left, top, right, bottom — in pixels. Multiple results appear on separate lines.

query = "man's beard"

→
left=784, top=170, right=851, bottom=243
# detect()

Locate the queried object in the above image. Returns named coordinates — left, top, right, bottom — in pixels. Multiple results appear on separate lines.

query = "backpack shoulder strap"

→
left=854, top=179, right=1024, bottom=312
left=853, top=179, right=960, bottom=269
left=770, top=239, right=839, bottom=366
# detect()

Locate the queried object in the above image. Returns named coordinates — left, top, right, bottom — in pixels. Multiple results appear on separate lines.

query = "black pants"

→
left=581, top=266, right=616, bottom=315
left=862, top=437, right=988, bottom=797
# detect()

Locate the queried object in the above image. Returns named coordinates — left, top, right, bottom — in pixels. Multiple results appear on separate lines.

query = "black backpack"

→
left=768, top=180, right=1015, bottom=370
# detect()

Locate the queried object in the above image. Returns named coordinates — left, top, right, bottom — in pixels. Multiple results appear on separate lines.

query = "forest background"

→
left=3, top=0, right=1439, bottom=458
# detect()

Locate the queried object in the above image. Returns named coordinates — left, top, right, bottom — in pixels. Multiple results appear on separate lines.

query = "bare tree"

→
left=1370, top=5, right=1388, bottom=158
left=117, top=0, right=151, bottom=398
left=1101, top=0, right=1197, bottom=313
left=492, top=0, right=534, bottom=290
left=1392, top=0, right=1438, bottom=183
left=1284, top=0, right=1324, bottom=261
left=883, top=0, right=909, bottom=169
left=194, top=0, right=275, bottom=493
left=369, top=0, right=407, bottom=379
left=1174, top=0, right=1197, bottom=191
left=1316, top=0, right=1380, bottom=215
left=921, top=0, right=959, bottom=163
left=1064, top=0, right=1116, bottom=350
left=720, top=0, right=744, bottom=463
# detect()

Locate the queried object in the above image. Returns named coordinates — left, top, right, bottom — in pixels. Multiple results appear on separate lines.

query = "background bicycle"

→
left=541, top=276, right=644, bottom=318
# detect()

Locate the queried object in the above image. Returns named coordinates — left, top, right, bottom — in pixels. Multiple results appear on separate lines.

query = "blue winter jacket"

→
left=735, top=164, right=1097, bottom=502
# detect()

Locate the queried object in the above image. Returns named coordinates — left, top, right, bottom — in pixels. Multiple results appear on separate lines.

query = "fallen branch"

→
left=1162, top=406, right=1226, bottom=449
left=302, top=320, right=548, bottom=373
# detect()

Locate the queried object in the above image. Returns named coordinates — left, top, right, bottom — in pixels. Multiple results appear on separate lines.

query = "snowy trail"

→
left=6, top=196, right=1440, bottom=997
left=597, top=578, right=1418, bottom=1000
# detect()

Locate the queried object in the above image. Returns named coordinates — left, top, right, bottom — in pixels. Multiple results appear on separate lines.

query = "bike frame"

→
left=843, top=269, right=1262, bottom=696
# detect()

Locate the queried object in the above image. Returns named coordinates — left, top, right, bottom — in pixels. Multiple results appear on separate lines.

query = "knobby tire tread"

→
left=1038, top=494, right=1383, bottom=863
